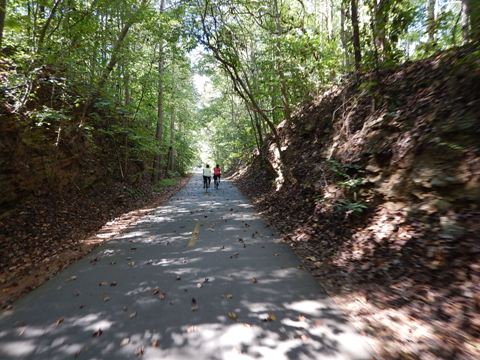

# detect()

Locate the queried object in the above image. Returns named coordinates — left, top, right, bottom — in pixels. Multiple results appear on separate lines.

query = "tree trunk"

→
left=464, top=0, right=480, bottom=41
left=373, top=0, right=387, bottom=59
left=326, top=0, right=333, bottom=39
left=152, top=51, right=165, bottom=182
left=248, top=109, right=261, bottom=152
left=340, top=0, right=350, bottom=69
left=254, top=111, right=263, bottom=148
left=272, top=0, right=291, bottom=121
left=351, top=0, right=362, bottom=73
left=152, top=0, right=166, bottom=183
left=0, top=0, right=6, bottom=49
left=461, top=0, right=470, bottom=41
left=427, top=0, right=436, bottom=45
left=123, top=63, right=131, bottom=177
left=167, top=94, right=175, bottom=173
left=370, top=7, right=381, bottom=72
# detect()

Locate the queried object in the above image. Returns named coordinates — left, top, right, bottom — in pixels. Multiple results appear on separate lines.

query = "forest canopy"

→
left=0, top=0, right=478, bottom=181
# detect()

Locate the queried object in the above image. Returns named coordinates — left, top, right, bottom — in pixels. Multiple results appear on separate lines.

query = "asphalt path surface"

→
left=0, top=171, right=374, bottom=359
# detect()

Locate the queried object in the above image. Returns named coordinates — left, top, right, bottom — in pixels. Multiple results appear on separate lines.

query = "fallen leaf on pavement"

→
left=313, top=319, right=323, bottom=327
left=263, top=312, right=276, bottom=322
left=251, top=277, right=257, bottom=284
left=191, top=297, right=198, bottom=311
left=129, top=311, right=137, bottom=319
left=92, top=329, right=103, bottom=337
left=135, top=346, right=144, bottom=356
left=67, top=275, right=77, bottom=281
left=151, top=339, right=159, bottom=347
left=103, top=296, right=110, bottom=302
left=99, top=281, right=109, bottom=286
left=187, top=325, right=197, bottom=333
left=159, top=292, right=166, bottom=300
left=55, top=317, right=64, bottom=326
left=224, top=294, right=233, bottom=299
left=120, top=338, right=130, bottom=346
left=228, top=312, right=238, bottom=321
left=300, top=334, right=310, bottom=342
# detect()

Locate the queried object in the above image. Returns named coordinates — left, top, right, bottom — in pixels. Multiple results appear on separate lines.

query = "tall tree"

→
left=152, top=0, right=166, bottom=182
left=427, top=0, right=436, bottom=44
left=272, top=0, right=291, bottom=121
left=81, top=0, right=148, bottom=124
left=463, top=0, right=480, bottom=41
left=0, top=0, right=6, bottom=49
left=167, top=64, right=176, bottom=173
left=340, top=0, right=350, bottom=69
left=36, top=0, right=64, bottom=52
left=351, top=0, right=362, bottom=73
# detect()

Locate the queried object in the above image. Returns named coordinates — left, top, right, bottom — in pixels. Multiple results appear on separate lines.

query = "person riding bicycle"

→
left=213, top=164, right=221, bottom=188
left=203, top=164, right=212, bottom=189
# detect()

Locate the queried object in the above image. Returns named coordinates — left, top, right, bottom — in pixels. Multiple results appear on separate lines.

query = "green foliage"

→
left=153, top=178, right=177, bottom=192
left=335, top=200, right=369, bottom=215
left=31, top=106, right=70, bottom=127
left=327, top=159, right=363, bottom=185
left=1, top=0, right=469, bottom=191
left=125, top=187, right=145, bottom=199
left=339, top=177, right=364, bottom=190
left=2, top=0, right=200, bottom=183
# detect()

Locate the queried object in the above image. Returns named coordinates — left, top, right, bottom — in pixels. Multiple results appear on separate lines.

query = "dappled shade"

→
left=0, top=175, right=373, bottom=359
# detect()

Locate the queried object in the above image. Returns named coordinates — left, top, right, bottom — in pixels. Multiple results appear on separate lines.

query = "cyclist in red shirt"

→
left=213, top=164, right=222, bottom=189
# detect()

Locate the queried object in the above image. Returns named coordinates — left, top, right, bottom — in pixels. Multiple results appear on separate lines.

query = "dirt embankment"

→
left=0, top=59, right=192, bottom=308
left=232, top=45, right=480, bottom=359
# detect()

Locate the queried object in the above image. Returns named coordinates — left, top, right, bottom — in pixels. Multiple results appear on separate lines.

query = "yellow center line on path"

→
left=188, top=223, right=201, bottom=248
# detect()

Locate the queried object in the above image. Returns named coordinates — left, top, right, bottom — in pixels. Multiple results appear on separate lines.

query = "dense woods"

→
left=2, top=0, right=198, bottom=207
left=1, top=1, right=479, bottom=359
left=186, top=0, right=478, bottom=177
left=1, top=1, right=478, bottom=194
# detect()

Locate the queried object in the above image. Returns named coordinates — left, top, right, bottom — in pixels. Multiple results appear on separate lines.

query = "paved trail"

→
left=0, top=172, right=373, bottom=359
